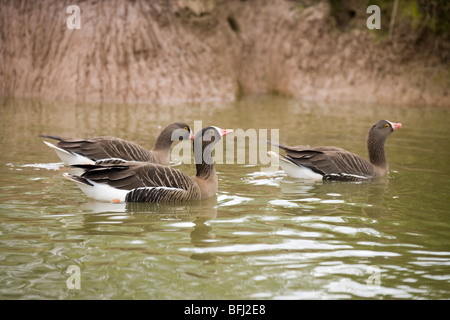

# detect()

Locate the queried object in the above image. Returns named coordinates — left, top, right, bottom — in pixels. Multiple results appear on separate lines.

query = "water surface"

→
left=1, top=96, right=449, bottom=299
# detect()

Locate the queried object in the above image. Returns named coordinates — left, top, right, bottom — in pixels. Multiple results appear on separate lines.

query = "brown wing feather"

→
left=270, top=140, right=377, bottom=180
left=76, top=163, right=192, bottom=190
left=285, top=145, right=345, bottom=153
left=284, top=150, right=339, bottom=175
left=56, top=137, right=156, bottom=162
left=125, top=186, right=197, bottom=203
left=269, top=141, right=346, bottom=153
left=324, top=151, right=375, bottom=176
left=73, top=162, right=202, bottom=202
left=284, top=147, right=375, bottom=177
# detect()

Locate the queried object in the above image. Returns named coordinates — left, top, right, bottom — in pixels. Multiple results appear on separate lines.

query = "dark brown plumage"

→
left=269, top=120, right=402, bottom=181
left=65, top=126, right=233, bottom=203
left=41, top=122, right=194, bottom=165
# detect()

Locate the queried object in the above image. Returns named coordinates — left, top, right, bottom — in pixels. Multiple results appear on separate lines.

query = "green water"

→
left=0, top=96, right=449, bottom=299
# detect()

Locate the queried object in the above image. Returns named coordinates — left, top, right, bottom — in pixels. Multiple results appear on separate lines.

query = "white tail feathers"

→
left=42, top=140, right=94, bottom=166
left=63, top=172, right=128, bottom=202
left=268, top=151, right=323, bottom=180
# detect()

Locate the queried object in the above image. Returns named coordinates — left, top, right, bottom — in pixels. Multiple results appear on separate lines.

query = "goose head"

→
left=368, top=120, right=402, bottom=145
left=194, top=126, right=233, bottom=166
left=367, top=119, right=402, bottom=168
left=169, top=122, right=195, bottom=142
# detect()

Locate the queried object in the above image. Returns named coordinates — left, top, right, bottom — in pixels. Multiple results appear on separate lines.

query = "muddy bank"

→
left=1, top=0, right=449, bottom=106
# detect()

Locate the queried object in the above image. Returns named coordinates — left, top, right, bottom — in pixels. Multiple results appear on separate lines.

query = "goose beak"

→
left=220, top=129, right=233, bottom=137
left=190, top=133, right=195, bottom=140
left=392, top=123, right=402, bottom=131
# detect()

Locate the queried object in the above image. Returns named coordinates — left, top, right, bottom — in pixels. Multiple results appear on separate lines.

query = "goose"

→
left=63, top=126, right=233, bottom=203
left=40, top=122, right=194, bottom=166
left=268, top=120, right=402, bottom=181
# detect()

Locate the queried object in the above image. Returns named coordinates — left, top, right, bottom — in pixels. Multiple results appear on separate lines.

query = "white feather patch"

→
left=78, top=180, right=128, bottom=202
left=64, top=172, right=185, bottom=202
left=43, top=140, right=94, bottom=166
left=268, top=151, right=323, bottom=180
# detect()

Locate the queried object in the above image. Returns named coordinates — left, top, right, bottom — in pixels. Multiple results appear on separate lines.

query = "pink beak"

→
left=189, top=133, right=195, bottom=140
left=220, top=129, right=233, bottom=136
left=392, top=123, right=402, bottom=131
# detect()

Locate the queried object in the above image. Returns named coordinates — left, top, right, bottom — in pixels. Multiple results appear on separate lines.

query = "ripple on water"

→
left=178, top=238, right=352, bottom=255
left=217, top=194, right=253, bottom=207
left=242, top=170, right=285, bottom=187
left=8, top=162, right=64, bottom=171
left=2, top=97, right=450, bottom=299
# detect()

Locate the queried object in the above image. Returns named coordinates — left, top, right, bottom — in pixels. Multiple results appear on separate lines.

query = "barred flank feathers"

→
left=125, top=187, right=194, bottom=203
left=323, top=173, right=370, bottom=182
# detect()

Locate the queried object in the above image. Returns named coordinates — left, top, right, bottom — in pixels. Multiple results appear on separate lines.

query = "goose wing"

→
left=41, top=135, right=155, bottom=162
left=283, top=148, right=375, bottom=181
left=72, top=163, right=200, bottom=202
left=268, top=141, right=346, bottom=153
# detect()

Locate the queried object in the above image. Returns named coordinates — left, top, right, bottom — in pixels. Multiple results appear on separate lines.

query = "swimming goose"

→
left=63, top=126, right=233, bottom=203
left=268, top=120, right=402, bottom=181
left=40, top=122, right=194, bottom=166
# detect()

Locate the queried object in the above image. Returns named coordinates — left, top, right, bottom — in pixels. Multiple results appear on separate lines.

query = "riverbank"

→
left=1, top=0, right=448, bottom=106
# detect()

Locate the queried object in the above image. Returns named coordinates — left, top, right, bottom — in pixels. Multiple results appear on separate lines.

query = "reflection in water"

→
left=274, top=176, right=390, bottom=218
left=74, top=197, right=218, bottom=253
left=361, top=181, right=389, bottom=218
left=125, top=196, right=218, bottom=219
left=66, top=196, right=221, bottom=263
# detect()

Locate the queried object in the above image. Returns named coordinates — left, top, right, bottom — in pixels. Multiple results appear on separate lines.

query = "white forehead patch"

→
left=211, top=126, right=222, bottom=133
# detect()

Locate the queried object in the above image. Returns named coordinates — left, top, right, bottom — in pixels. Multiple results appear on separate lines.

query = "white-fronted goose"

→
left=63, top=126, right=233, bottom=203
left=41, top=122, right=194, bottom=166
left=268, top=120, right=402, bottom=181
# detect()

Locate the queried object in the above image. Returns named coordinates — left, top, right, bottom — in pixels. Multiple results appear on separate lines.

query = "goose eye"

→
left=184, top=126, right=188, bottom=131
left=209, top=129, right=214, bottom=135
left=385, top=123, right=390, bottom=128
